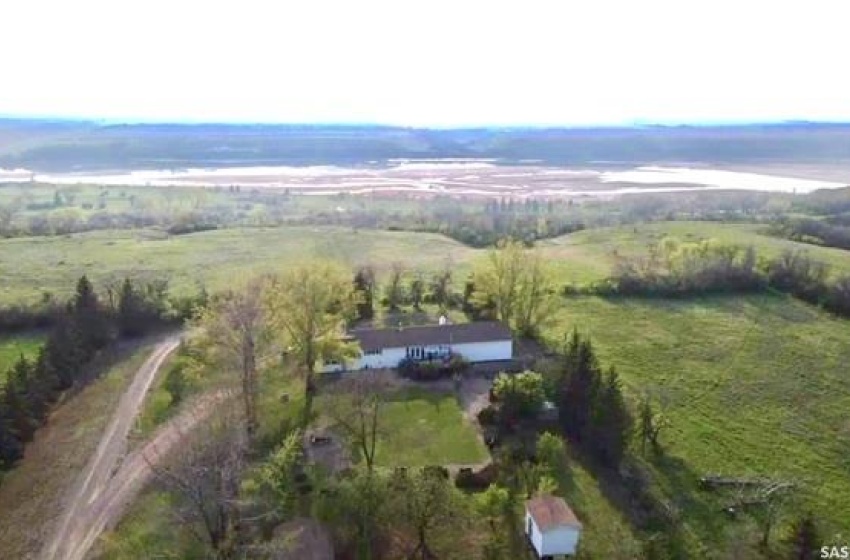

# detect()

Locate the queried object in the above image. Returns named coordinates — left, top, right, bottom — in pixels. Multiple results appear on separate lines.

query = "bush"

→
left=455, top=464, right=499, bottom=492
left=397, top=353, right=469, bottom=381
left=492, top=371, right=545, bottom=420
left=477, top=405, right=499, bottom=427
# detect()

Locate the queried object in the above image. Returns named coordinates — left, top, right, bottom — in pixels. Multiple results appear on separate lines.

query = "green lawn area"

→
left=0, top=226, right=479, bottom=305
left=373, top=388, right=488, bottom=467
left=0, top=332, right=44, bottom=384
left=543, top=292, right=850, bottom=545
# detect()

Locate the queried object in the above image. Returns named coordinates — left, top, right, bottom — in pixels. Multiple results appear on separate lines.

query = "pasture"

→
left=547, top=293, right=850, bottom=540
left=0, top=226, right=477, bottom=305
left=537, top=221, right=850, bottom=284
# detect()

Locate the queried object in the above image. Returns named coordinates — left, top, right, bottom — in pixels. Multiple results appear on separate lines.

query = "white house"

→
left=321, top=321, right=512, bottom=373
left=525, top=495, right=582, bottom=558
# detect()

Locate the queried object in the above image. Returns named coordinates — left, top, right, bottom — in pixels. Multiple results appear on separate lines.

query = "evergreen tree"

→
left=353, top=268, right=375, bottom=321
left=71, top=275, right=111, bottom=355
left=43, top=317, right=84, bottom=388
left=590, top=367, right=632, bottom=466
left=0, top=406, right=23, bottom=468
left=558, top=330, right=602, bottom=442
left=117, top=278, right=145, bottom=337
left=2, top=359, right=38, bottom=444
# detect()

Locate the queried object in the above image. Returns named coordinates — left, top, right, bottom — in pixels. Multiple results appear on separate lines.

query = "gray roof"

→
left=350, top=321, right=512, bottom=352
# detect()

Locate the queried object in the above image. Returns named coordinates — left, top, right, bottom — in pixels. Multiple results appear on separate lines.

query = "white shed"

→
left=320, top=321, right=512, bottom=373
left=525, top=495, right=582, bottom=558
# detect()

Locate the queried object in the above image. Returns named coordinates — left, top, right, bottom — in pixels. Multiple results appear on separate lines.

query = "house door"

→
left=526, top=517, right=533, bottom=537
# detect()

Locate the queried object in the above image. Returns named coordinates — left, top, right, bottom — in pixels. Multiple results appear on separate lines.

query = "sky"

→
left=1, top=0, right=848, bottom=127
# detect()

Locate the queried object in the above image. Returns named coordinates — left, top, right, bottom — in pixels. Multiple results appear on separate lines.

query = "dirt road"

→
left=56, top=390, right=234, bottom=560
left=41, top=336, right=180, bottom=560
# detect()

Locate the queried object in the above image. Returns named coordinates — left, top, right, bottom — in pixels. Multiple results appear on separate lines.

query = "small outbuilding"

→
left=525, top=495, right=582, bottom=558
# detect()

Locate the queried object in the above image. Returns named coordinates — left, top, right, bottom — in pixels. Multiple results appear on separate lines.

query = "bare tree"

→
left=189, top=277, right=272, bottom=438
left=146, top=410, right=248, bottom=559
left=326, top=372, right=390, bottom=471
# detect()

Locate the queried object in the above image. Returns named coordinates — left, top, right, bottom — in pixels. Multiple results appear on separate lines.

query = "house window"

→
left=364, top=348, right=382, bottom=356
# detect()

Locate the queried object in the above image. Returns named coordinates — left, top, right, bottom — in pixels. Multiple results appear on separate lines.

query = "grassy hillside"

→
left=2, top=220, right=848, bottom=306
left=545, top=293, right=850, bottom=543
left=0, top=332, right=44, bottom=384
left=0, top=226, right=478, bottom=305
left=538, top=221, right=850, bottom=284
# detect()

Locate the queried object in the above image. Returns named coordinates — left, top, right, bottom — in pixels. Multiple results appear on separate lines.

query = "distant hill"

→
left=1, top=119, right=849, bottom=171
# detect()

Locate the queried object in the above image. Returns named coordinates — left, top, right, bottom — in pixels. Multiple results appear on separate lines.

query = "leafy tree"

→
left=315, top=468, right=390, bottom=560
left=163, top=360, right=188, bottom=406
left=492, top=370, right=545, bottom=420
left=259, top=429, right=304, bottom=519
left=384, top=262, right=406, bottom=310
left=428, top=264, right=453, bottom=311
left=391, top=468, right=471, bottom=560
left=409, top=272, right=425, bottom=310
left=474, top=485, right=513, bottom=559
left=265, top=261, right=361, bottom=423
left=472, top=239, right=557, bottom=337
left=536, top=432, right=568, bottom=474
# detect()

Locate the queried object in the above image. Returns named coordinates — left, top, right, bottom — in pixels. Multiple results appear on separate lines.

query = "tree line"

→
left=599, top=238, right=850, bottom=318
left=0, top=276, right=193, bottom=474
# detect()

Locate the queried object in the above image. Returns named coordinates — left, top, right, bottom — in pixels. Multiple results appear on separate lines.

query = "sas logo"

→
left=822, top=547, right=850, bottom=559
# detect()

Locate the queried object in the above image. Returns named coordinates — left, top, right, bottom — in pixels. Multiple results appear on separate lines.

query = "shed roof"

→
left=350, top=321, right=512, bottom=352
left=526, top=495, right=582, bottom=531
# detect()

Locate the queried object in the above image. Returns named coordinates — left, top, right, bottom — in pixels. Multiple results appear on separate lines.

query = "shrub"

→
left=477, top=405, right=499, bottom=427
left=455, top=464, right=499, bottom=492
left=397, top=352, right=469, bottom=381
left=492, top=371, right=545, bottom=420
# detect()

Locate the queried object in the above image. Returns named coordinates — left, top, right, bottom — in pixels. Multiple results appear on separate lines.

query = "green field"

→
left=537, top=221, right=850, bottom=284
left=546, top=293, right=850, bottom=543
left=0, top=332, right=44, bottom=383
left=0, top=226, right=477, bottom=305
left=374, top=388, right=489, bottom=467
left=1, top=221, right=846, bottom=306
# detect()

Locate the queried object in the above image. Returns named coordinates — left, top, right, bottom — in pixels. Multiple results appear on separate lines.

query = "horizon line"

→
left=2, top=114, right=850, bottom=130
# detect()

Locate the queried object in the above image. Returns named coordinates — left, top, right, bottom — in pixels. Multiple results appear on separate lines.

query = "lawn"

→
left=371, top=388, right=488, bottom=467
left=0, top=331, right=44, bottom=384
left=543, top=292, right=850, bottom=545
left=0, top=226, right=479, bottom=305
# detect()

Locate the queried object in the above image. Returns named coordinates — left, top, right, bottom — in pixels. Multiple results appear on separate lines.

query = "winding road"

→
left=40, top=335, right=231, bottom=560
